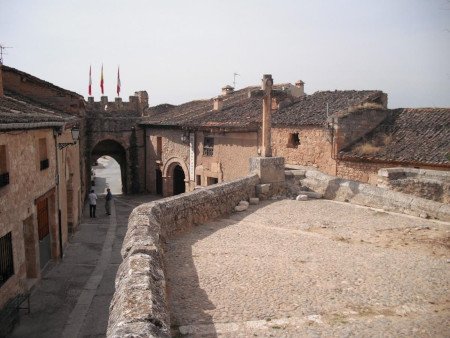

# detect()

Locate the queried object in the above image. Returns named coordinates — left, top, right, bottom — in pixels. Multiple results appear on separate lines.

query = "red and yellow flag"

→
left=88, top=65, right=92, bottom=96
left=100, top=64, right=104, bottom=95
left=117, top=66, right=121, bottom=97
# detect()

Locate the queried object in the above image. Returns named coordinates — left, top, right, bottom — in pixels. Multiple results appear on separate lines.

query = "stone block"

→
left=249, top=197, right=260, bottom=205
left=235, top=204, right=248, bottom=212
left=249, top=157, right=285, bottom=184
left=256, top=184, right=270, bottom=194
left=238, top=200, right=249, bottom=207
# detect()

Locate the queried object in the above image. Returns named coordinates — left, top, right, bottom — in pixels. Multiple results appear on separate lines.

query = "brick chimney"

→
left=221, top=85, right=234, bottom=96
left=0, top=64, right=3, bottom=97
left=213, top=96, right=223, bottom=111
left=295, top=80, right=305, bottom=95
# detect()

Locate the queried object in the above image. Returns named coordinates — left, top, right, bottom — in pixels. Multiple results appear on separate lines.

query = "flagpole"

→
left=88, top=65, right=92, bottom=97
left=117, top=66, right=121, bottom=98
left=100, top=64, right=104, bottom=95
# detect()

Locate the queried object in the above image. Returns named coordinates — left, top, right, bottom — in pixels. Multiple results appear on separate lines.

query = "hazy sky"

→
left=1, top=0, right=449, bottom=108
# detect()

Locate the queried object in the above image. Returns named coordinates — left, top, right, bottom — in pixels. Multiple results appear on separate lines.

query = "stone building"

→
left=85, top=93, right=148, bottom=194
left=336, top=107, right=450, bottom=183
left=0, top=65, right=83, bottom=319
left=141, top=79, right=404, bottom=196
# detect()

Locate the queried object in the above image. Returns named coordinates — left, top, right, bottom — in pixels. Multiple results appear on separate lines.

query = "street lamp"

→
left=58, top=126, right=80, bottom=150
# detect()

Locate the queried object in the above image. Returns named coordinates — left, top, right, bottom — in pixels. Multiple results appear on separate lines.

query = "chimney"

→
left=295, top=80, right=305, bottom=95
left=213, top=96, right=223, bottom=111
left=135, top=91, right=149, bottom=109
left=0, top=64, right=3, bottom=97
left=221, top=85, right=234, bottom=96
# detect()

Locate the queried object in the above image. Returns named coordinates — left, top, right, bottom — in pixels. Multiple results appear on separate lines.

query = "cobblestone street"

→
left=8, top=194, right=160, bottom=338
left=166, top=199, right=450, bottom=337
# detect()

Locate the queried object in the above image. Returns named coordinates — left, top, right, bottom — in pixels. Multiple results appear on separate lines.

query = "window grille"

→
left=0, top=232, right=14, bottom=287
left=203, top=137, right=214, bottom=156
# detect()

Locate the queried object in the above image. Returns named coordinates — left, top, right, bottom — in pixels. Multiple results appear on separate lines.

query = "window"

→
left=207, top=177, right=218, bottom=186
left=156, top=137, right=162, bottom=159
left=203, top=137, right=214, bottom=157
left=0, top=145, right=9, bottom=188
left=39, top=138, right=49, bottom=170
left=0, top=232, right=14, bottom=287
left=196, top=175, right=202, bottom=186
left=287, top=133, right=300, bottom=148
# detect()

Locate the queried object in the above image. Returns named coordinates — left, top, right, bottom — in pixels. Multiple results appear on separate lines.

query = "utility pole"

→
left=0, top=44, right=12, bottom=65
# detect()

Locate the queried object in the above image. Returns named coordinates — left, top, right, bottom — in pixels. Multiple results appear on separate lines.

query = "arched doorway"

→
left=173, top=165, right=185, bottom=195
left=91, top=140, right=127, bottom=194
left=155, top=168, right=163, bottom=195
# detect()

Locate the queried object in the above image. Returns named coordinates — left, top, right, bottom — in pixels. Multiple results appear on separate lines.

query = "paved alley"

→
left=8, top=194, right=159, bottom=338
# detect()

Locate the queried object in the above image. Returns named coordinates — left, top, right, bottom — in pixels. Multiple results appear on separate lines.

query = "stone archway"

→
left=162, top=157, right=189, bottom=197
left=91, top=139, right=127, bottom=194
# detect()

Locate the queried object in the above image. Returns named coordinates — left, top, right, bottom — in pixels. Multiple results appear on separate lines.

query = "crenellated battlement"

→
left=85, top=91, right=149, bottom=116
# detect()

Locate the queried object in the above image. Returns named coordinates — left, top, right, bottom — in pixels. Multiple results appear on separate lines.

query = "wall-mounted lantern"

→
left=58, top=126, right=80, bottom=150
left=181, top=131, right=189, bottom=144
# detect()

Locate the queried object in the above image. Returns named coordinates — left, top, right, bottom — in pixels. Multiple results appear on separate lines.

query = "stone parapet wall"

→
left=336, top=160, right=384, bottom=184
left=299, top=169, right=450, bottom=222
left=107, top=174, right=259, bottom=337
left=378, top=168, right=450, bottom=203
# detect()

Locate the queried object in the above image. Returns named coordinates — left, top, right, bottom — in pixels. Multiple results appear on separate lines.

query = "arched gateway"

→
left=91, top=139, right=127, bottom=193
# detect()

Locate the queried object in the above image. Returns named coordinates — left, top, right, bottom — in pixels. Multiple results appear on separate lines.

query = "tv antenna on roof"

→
left=233, top=72, right=240, bottom=88
left=0, top=44, right=12, bottom=65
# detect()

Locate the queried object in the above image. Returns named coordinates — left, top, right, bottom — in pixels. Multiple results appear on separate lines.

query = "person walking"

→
left=88, top=190, right=98, bottom=218
left=105, top=188, right=113, bottom=215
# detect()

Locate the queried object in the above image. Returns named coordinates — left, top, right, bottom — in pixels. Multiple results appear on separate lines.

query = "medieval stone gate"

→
left=85, top=93, right=148, bottom=194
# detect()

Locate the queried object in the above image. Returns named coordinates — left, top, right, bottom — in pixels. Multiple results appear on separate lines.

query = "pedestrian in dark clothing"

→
left=105, top=188, right=113, bottom=215
left=88, top=190, right=98, bottom=218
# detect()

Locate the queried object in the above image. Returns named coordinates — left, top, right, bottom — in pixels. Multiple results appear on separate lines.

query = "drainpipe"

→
left=53, top=128, right=64, bottom=259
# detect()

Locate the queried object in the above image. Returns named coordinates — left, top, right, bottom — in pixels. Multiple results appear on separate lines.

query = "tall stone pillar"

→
left=262, top=74, right=273, bottom=157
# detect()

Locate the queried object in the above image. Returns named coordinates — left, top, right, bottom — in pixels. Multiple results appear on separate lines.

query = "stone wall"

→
left=336, top=159, right=384, bottom=184
left=272, top=126, right=336, bottom=176
left=146, top=128, right=259, bottom=196
left=332, top=108, right=389, bottom=152
left=196, top=131, right=258, bottom=184
left=378, top=168, right=450, bottom=204
left=298, top=169, right=450, bottom=221
left=146, top=127, right=190, bottom=195
left=107, top=174, right=259, bottom=337
left=0, top=129, right=58, bottom=309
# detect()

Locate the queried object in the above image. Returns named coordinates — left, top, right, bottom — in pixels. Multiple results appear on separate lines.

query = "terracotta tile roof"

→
left=2, top=65, right=83, bottom=99
left=143, top=87, right=263, bottom=130
left=142, top=86, right=383, bottom=129
left=272, top=90, right=384, bottom=126
left=0, top=93, right=75, bottom=124
left=339, top=108, right=450, bottom=166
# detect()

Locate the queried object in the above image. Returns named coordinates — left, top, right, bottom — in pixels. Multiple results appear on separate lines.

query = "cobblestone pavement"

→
left=8, top=194, right=160, bottom=338
left=166, top=199, right=450, bottom=337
